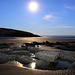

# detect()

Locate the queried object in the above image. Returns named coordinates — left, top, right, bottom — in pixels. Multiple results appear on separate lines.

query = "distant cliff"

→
left=0, top=28, right=40, bottom=37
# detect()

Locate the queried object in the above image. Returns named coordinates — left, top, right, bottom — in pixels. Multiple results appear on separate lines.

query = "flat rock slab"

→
left=35, top=59, right=50, bottom=69
left=35, top=51, right=59, bottom=62
left=8, top=51, right=31, bottom=56
left=59, top=51, right=75, bottom=62
left=15, top=55, right=34, bottom=64
left=72, top=62, right=75, bottom=68
left=0, top=53, right=15, bottom=63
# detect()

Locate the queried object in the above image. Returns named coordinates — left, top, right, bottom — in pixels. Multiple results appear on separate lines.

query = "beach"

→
left=0, top=62, right=75, bottom=75
left=0, top=37, right=75, bottom=75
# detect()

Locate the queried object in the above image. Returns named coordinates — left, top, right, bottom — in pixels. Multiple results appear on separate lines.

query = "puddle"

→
left=56, top=61, right=74, bottom=70
left=23, top=60, right=74, bottom=70
left=23, top=53, right=74, bottom=70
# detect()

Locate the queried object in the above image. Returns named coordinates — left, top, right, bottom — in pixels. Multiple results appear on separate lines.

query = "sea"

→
left=0, top=35, right=75, bottom=39
left=0, top=36, right=75, bottom=42
left=0, top=36, right=75, bottom=47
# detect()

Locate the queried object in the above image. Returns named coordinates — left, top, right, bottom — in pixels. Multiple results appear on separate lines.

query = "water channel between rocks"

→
left=0, top=41, right=75, bottom=71
left=23, top=53, right=74, bottom=70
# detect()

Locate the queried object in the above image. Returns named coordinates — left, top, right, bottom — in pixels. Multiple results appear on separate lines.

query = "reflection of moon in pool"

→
left=30, top=62, right=36, bottom=69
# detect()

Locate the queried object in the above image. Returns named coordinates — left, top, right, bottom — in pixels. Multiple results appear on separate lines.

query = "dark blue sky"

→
left=0, top=0, right=75, bottom=35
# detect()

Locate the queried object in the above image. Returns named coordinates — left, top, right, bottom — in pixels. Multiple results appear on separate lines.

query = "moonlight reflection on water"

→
left=30, top=62, right=36, bottom=69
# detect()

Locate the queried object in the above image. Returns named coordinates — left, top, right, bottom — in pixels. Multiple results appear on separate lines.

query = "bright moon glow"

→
left=29, top=2, right=38, bottom=12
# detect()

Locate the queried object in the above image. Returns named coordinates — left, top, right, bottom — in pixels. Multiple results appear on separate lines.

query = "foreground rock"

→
left=0, top=53, right=15, bottom=63
left=72, top=62, right=75, bottom=68
left=16, top=55, right=34, bottom=64
left=0, top=49, right=11, bottom=53
left=56, top=61, right=74, bottom=70
left=27, top=47, right=41, bottom=53
left=35, top=59, right=50, bottom=69
left=59, top=51, right=75, bottom=62
left=35, top=50, right=75, bottom=63
left=35, top=51, right=59, bottom=62
left=0, top=43, right=10, bottom=49
left=8, top=51, right=31, bottom=56
left=12, top=47, right=26, bottom=51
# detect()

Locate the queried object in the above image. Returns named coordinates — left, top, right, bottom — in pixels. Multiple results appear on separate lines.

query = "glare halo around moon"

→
left=28, top=2, right=38, bottom=12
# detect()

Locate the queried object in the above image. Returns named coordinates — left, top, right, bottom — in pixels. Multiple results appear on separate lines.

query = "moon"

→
left=28, top=2, right=39, bottom=12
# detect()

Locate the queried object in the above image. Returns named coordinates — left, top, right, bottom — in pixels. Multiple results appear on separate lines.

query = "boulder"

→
left=56, top=61, right=74, bottom=70
left=27, top=47, right=41, bottom=53
left=59, top=51, right=75, bottom=62
left=35, top=59, right=50, bottom=69
left=15, top=55, right=34, bottom=64
left=0, top=53, right=15, bottom=64
left=12, top=47, right=26, bottom=51
left=8, top=51, right=31, bottom=56
left=0, top=43, right=10, bottom=49
left=35, top=51, right=59, bottom=62
left=72, top=62, right=75, bottom=68
left=0, top=49, right=12, bottom=54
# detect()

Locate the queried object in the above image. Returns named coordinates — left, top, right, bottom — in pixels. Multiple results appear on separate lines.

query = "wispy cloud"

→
left=43, top=15, right=55, bottom=20
left=43, top=14, right=57, bottom=22
left=65, top=5, right=75, bottom=10
left=50, top=26, right=75, bottom=28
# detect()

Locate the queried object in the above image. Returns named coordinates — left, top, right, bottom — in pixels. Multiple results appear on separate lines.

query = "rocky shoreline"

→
left=0, top=42, right=75, bottom=71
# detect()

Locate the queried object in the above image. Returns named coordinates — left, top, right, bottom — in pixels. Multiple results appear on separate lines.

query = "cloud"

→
left=50, top=26, right=75, bottom=28
left=43, top=15, right=54, bottom=20
left=43, top=14, right=57, bottom=22
left=65, top=5, right=75, bottom=10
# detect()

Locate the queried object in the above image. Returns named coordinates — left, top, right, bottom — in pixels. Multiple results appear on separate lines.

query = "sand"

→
left=0, top=37, right=75, bottom=75
left=0, top=62, right=75, bottom=75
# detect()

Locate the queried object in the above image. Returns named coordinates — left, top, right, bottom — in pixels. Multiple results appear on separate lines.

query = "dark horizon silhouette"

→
left=0, top=28, right=40, bottom=37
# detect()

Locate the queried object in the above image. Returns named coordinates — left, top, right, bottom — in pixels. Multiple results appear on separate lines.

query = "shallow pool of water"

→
left=23, top=58, right=74, bottom=70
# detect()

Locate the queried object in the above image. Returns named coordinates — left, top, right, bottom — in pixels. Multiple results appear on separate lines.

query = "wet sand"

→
left=0, top=37, right=75, bottom=75
left=0, top=61, right=75, bottom=75
left=0, top=37, right=75, bottom=45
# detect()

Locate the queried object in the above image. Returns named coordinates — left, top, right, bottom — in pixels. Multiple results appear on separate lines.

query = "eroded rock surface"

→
left=8, top=51, right=31, bottom=56
left=35, top=59, right=50, bottom=69
left=0, top=53, right=15, bottom=63
left=35, top=51, right=59, bottom=62
left=59, top=51, right=75, bottom=62
left=72, top=62, right=75, bottom=68
left=15, top=55, right=34, bottom=64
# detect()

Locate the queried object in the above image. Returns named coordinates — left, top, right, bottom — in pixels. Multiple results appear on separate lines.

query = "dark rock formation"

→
left=0, top=28, right=40, bottom=37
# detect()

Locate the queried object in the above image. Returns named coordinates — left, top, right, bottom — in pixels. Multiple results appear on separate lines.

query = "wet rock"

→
left=8, top=51, right=31, bottom=56
left=72, top=62, right=75, bottom=68
left=15, top=55, right=34, bottom=64
left=59, top=51, right=75, bottom=62
left=12, top=47, right=26, bottom=51
left=0, top=49, right=12, bottom=54
left=35, top=51, right=59, bottom=62
left=56, top=61, right=74, bottom=70
left=0, top=43, right=10, bottom=49
left=0, top=53, right=15, bottom=64
left=35, top=59, right=50, bottom=69
left=27, top=47, right=41, bottom=53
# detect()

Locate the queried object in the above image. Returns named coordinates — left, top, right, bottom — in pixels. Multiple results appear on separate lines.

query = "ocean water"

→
left=0, top=36, right=75, bottom=39
left=0, top=36, right=75, bottom=44
left=0, top=37, right=16, bottom=39
left=44, top=35, right=75, bottom=38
